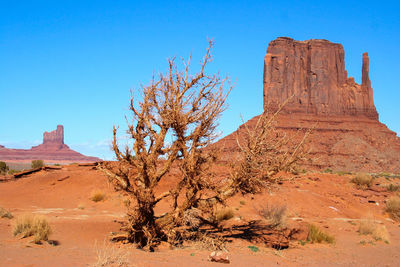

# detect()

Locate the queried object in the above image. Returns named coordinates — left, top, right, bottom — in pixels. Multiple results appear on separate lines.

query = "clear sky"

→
left=1, top=0, right=399, bottom=160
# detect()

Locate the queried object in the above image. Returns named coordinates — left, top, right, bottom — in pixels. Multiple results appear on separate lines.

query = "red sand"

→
left=0, top=165, right=399, bottom=266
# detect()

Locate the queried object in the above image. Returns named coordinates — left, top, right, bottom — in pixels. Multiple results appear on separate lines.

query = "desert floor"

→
left=1, top=164, right=399, bottom=266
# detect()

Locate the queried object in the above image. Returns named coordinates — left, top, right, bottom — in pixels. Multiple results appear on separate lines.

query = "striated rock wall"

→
left=214, top=113, right=400, bottom=173
left=263, top=37, right=378, bottom=119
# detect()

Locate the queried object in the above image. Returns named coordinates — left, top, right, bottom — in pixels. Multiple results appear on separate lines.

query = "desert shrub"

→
left=358, top=219, right=376, bottom=235
left=307, top=224, right=335, bottom=244
left=372, top=225, right=390, bottom=243
left=248, top=245, right=259, bottom=252
left=231, top=101, right=312, bottom=193
left=94, top=240, right=130, bottom=267
left=90, top=190, right=106, bottom=202
left=7, top=169, right=20, bottom=175
left=351, top=173, right=373, bottom=189
left=323, top=168, right=333, bottom=173
left=258, top=203, right=287, bottom=229
left=13, top=215, right=51, bottom=244
left=215, top=208, right=234, bottom=223
left=385, top=184, right=400, bottom=192
left=385, top=196, right=400, bottom=221
left=359, top=219, right=390, bottom=243
left=0, top=207, right=13, bottom=219
left=336, top=171, right=351, bottom=176
left=31, top=160, right=44, bottom=169
left=0, top=161, right=9, bottom=174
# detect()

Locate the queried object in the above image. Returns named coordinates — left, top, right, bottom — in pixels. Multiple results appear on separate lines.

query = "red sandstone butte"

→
left=0, top=125, right=102, bottom=163
left=263, top=37, right=378, bottom=119
left=217, top=37, right=400, bottom=173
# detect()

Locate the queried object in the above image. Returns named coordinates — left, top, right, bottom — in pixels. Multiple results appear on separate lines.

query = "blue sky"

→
left=1, top=0, right=399, bottom=160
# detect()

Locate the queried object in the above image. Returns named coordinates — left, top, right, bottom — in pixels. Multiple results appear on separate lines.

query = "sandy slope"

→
left=0, top=165, right=399, bottom=266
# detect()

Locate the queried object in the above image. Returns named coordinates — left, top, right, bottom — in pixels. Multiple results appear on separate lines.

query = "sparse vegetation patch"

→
left=248, top=245, right=259, bottom=252
left=258, top=203, right=287, bottom=229
left=13, top=215, right=51, bottom=244
left=385, top=196, right=400, bottom=221
left=90, top=189, right=106, bottom=202
left=385, top=184, right=400, bottom=192
left=215, top=208, right=234, bottom=223
left=358, top=219, right=390, bottom=243
left=351, top=173, right=373, bottom=189
left=31, top=160, right=44, bottom=169
left=7, top=169, right=20, bottom=175
left=0, top=161, right=9, bottom=174
left=0, top=207, right=13, bottom=219
left=307, top=224, right=335, bottom=244
left=94, top=240, right=130, bottom=267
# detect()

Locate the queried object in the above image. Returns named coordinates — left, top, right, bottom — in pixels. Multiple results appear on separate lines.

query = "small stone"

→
left=208, top=251, right=230, bottom=264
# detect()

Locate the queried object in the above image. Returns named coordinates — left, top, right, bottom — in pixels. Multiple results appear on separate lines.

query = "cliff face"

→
left=213, top=37, right=400, bottom=173
left=263, top=37, right=378, bottom=119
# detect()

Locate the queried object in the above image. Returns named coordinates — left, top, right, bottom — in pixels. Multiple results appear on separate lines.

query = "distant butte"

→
left=216, top=37, right=400, bottom=173
left=0, top=125, right=102, bottom=163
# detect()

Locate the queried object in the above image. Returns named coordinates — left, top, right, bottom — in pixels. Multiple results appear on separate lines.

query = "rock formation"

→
left=0, top=125, right=101, bottom=163
left=215, top=37, right=400, bottom=173
left=42, top=125, right=65, bottom=148
left=263, top=37, right=378, bottom=119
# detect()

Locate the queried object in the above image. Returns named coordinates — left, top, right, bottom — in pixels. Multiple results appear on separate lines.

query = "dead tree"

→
left=107, top=42, right=311, bottom=251
left=110, top=41, right=232, bottom=250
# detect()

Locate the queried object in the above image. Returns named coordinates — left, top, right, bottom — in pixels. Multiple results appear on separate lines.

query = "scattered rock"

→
left=57, top=176, right=70, bottom=182
left=208, top=251, right=230, bottom=264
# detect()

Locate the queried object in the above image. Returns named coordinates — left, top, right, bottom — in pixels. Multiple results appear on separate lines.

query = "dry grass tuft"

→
left=13, top=215, right=51, bottom=244
left=0, top=207, right=13, bottom=219
left=215, top=208, right=234, bottom=223
left=258, top=203, right=287, bottom=229
left=190, top=233, right=227, bottom=251
left=358, top=219, right=376, bottom=235
left=373, top=225, right=390, bottom=243
left=90, top=189, right=106, bottom=202
left=351, top=173, right=373, bottom=189
left=307, top=224, right=335, bottom=244
left=359, top=219, right=390, bottom=243
left=385, top=184, right=400, bottom=192
left=385, top=196, right=400, bottom=221
left=94, top=240, right=130, bottom=267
